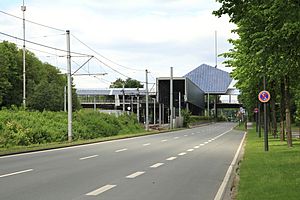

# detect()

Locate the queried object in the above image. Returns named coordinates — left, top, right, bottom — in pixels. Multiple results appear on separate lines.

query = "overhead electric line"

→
left=71, top=34, right=144, bottom=72
left=0, top=10, right=65, bottom=32
left=0, top=31, right=92, bottom=57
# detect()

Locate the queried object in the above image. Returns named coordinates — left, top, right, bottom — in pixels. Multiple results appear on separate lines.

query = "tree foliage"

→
left=214, top=0, right=300, bottom=146
left=110, top=78, right=143, bottom=88
left=0, top=41, right=80, bottom=111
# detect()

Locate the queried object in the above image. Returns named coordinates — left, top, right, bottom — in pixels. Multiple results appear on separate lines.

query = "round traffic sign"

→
left=258, top=91, right=271, bottom=103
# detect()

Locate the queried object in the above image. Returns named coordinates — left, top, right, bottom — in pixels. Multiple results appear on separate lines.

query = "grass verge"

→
left=0, top=130, right=164, bottom=156
left=237, top=127, right=300, bottom=200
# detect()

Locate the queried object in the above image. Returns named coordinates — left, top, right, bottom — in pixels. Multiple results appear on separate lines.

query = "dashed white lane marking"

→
left=187, top=149, right=194, bottom=152
left=79, top=155, right=99, bottom=160
left=166, top=156, right=177, bottom=161
left=86, top=184, right=116, bottom=196
left=200, top=144, right=205, bottom=146
left=126, top=171, right=145, bottom=178
left=161, top=139, right=168, bottom=142
left=150, top=163, right=164, bottom=168
left=184, top=135, right=188, bottom=137
left=178, top=152, right=186, bottom=156
left=191, top=133, right=195, bottom=135
left=204, top=141, right=209, bottom=144
left=0, top=169, right=33, bottom=178
left=174, top=137, right=179, bottom=139
left=208, top=140, right=212, bottom=142
left=194, top=146, right=200, bottom=149
left=115, top=148, right=127, bottom=153
left=143, top=143, right=151, bottom=146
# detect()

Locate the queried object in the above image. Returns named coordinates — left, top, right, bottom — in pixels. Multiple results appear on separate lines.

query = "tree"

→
left=214, top=0, right=300, bottom=147
left=0, top=41, right=80, bottom=111
left=110, top=78, right=143, bottom=88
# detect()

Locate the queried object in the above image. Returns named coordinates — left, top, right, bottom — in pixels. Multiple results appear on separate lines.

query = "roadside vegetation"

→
left=0, top=108, right=144, bottom=153
left=237, top=127, right=300, bottom=200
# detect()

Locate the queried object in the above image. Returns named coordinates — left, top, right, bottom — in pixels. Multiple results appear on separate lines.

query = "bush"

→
left=0, top=108, right=144, bottom=148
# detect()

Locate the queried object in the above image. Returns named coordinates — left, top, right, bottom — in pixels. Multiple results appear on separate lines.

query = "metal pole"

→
left=258, top=103, right=261, bottom=137
left=64, top=85, right=67, bottom=112
left=153, top=98, right=156, bottom=125
left=207, top=93, right=210, bottom=117
left=179, top=92, right=181, bottom=118
left=137, top=95, right=140, bottom=122
left=94, top=96, right=96, bottom=111
left=145, top=69, right=149, bottom=131
left=170, top=67, right=174, bottom=129
left=131, top=96, right=133, bottom=114
left=159, top=103, right=162, bottom=126
left=66, top=30, right=72, bottom=142
left=215, top=30, right=217, bottom=68
left=122, top=84, right=125, bottom=112
left=263, top=75, right=269, bottom=151
left=21, top=1, right=26, bottom=108
left=162, top=104, right=165, bottom=124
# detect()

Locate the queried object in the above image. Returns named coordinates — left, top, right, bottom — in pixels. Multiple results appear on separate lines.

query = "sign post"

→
left=258, top=90, right=270, bottom=151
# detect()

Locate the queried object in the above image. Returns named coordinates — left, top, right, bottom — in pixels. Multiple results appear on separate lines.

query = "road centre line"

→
left=166, top=157, right=177, bottom=161
left=161, top=139, right=168, bottom=142
left=200, top=144, right=205, bottom=146
left=115, top=148, right=128, bottom=153
left=150, top=163, right=164, bottom=168
left=126, top=171, right=145, bottom=179
left=0, top=169, right=33, bottom=178
left=178, top=152, right=186, bottom=156
left=86, top=184, right=116, bottom=196
left=79, top=155, right=99, bottom=160
left=174, top=137, right=179, bottom=139
left=187, top=149, right=194, bottom=152
left=184, top=135, right=188, bottom=137
left=194, top=146, right=200, bottom=148
left=143, top=143, right=151, bottom=146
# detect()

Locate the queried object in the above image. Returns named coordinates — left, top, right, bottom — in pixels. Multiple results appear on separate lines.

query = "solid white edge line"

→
left=214, top=131, right=247, bottom=200
left=166, top=156, right=177, bottom=161
left=126, top=171, right=145, bottom=178
left=86, top=184, right=116, bottom=196
left=0, top=169, right=33, bottom=178
left=115, top=148, right=127, bottom=153
left=150, top=163, right=164, bottom=168
left=79, top=155, right=99, bottom=160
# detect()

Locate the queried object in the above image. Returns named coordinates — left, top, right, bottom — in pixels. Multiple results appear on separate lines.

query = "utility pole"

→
left=137, top=94, right=140, bottom=122
left=21, top=0, right=26, bottom=108
left=64, top=86, right=67, bottom=112
left=153, top=98, right=156, bottom=125
left=179, top=92, right=181, bottom=118
left=207, top=93, right=210, bottom=117
left=215, top=30, right=218, bottom=68
left=145, top=69, right=149, bottom=131
left=170, top=67, right=174, bottom=129
left=66, top=30, right=72, bottom=142
left=263, top=75, right=269, bottom=151
left=122, top=84, right=125, bottom=112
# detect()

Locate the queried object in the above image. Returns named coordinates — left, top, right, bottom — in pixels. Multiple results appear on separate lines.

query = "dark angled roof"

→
left=184, top=64, right=232, bottom=94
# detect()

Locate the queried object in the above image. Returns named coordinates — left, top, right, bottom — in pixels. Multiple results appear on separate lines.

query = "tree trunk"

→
left=284, top=76, right=292, bottom=147
left=280, top=78, right=285, bottom=141
left=270, top=81, right=277, bottom=138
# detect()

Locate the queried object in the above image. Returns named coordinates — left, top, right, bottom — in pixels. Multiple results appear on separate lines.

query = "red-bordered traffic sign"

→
left=258, top=91, right=271, bottom=103
left=254, top=108, right=259, bottom=113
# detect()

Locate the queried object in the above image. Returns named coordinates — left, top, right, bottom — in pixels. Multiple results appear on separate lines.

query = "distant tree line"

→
left=0, top=41, right=80, bottom=111
left=214, top=0, right=300, bottom=147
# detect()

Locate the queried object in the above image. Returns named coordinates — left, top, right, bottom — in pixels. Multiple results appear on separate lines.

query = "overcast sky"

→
left=0, top=0, right=236, bottom=89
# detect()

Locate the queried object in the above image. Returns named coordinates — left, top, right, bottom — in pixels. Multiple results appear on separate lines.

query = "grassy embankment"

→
left=236, top=125, right=300, bottom=200
left=0, top=109, right=149, bottom=155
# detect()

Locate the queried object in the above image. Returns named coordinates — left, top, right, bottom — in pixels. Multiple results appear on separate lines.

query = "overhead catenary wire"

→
left=0, top=10, right=65, bottom=32
left=0, top=31, right=93, bottom=57
left=71, top=34, right=144, bottom=72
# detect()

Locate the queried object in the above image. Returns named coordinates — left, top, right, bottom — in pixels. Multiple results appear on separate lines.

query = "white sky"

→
left=0, top=0, right=237, bottom=89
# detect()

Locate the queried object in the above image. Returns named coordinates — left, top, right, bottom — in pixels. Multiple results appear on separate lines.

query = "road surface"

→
left=0, top=122, right=244, bottom=200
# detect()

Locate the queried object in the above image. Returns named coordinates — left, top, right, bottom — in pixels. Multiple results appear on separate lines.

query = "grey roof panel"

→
left=184, top=64, right=232, bottom=94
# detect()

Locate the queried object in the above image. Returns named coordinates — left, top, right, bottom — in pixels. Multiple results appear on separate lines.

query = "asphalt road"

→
left=0, top=123, right=244, bottom=200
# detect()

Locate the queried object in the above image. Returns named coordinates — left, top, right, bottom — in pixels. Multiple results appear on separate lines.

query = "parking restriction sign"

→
left=258, top=91, right=271, bottom=103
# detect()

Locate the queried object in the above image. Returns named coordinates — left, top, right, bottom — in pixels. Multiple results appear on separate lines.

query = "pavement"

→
left=0, top=122, right=245, bottom=200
